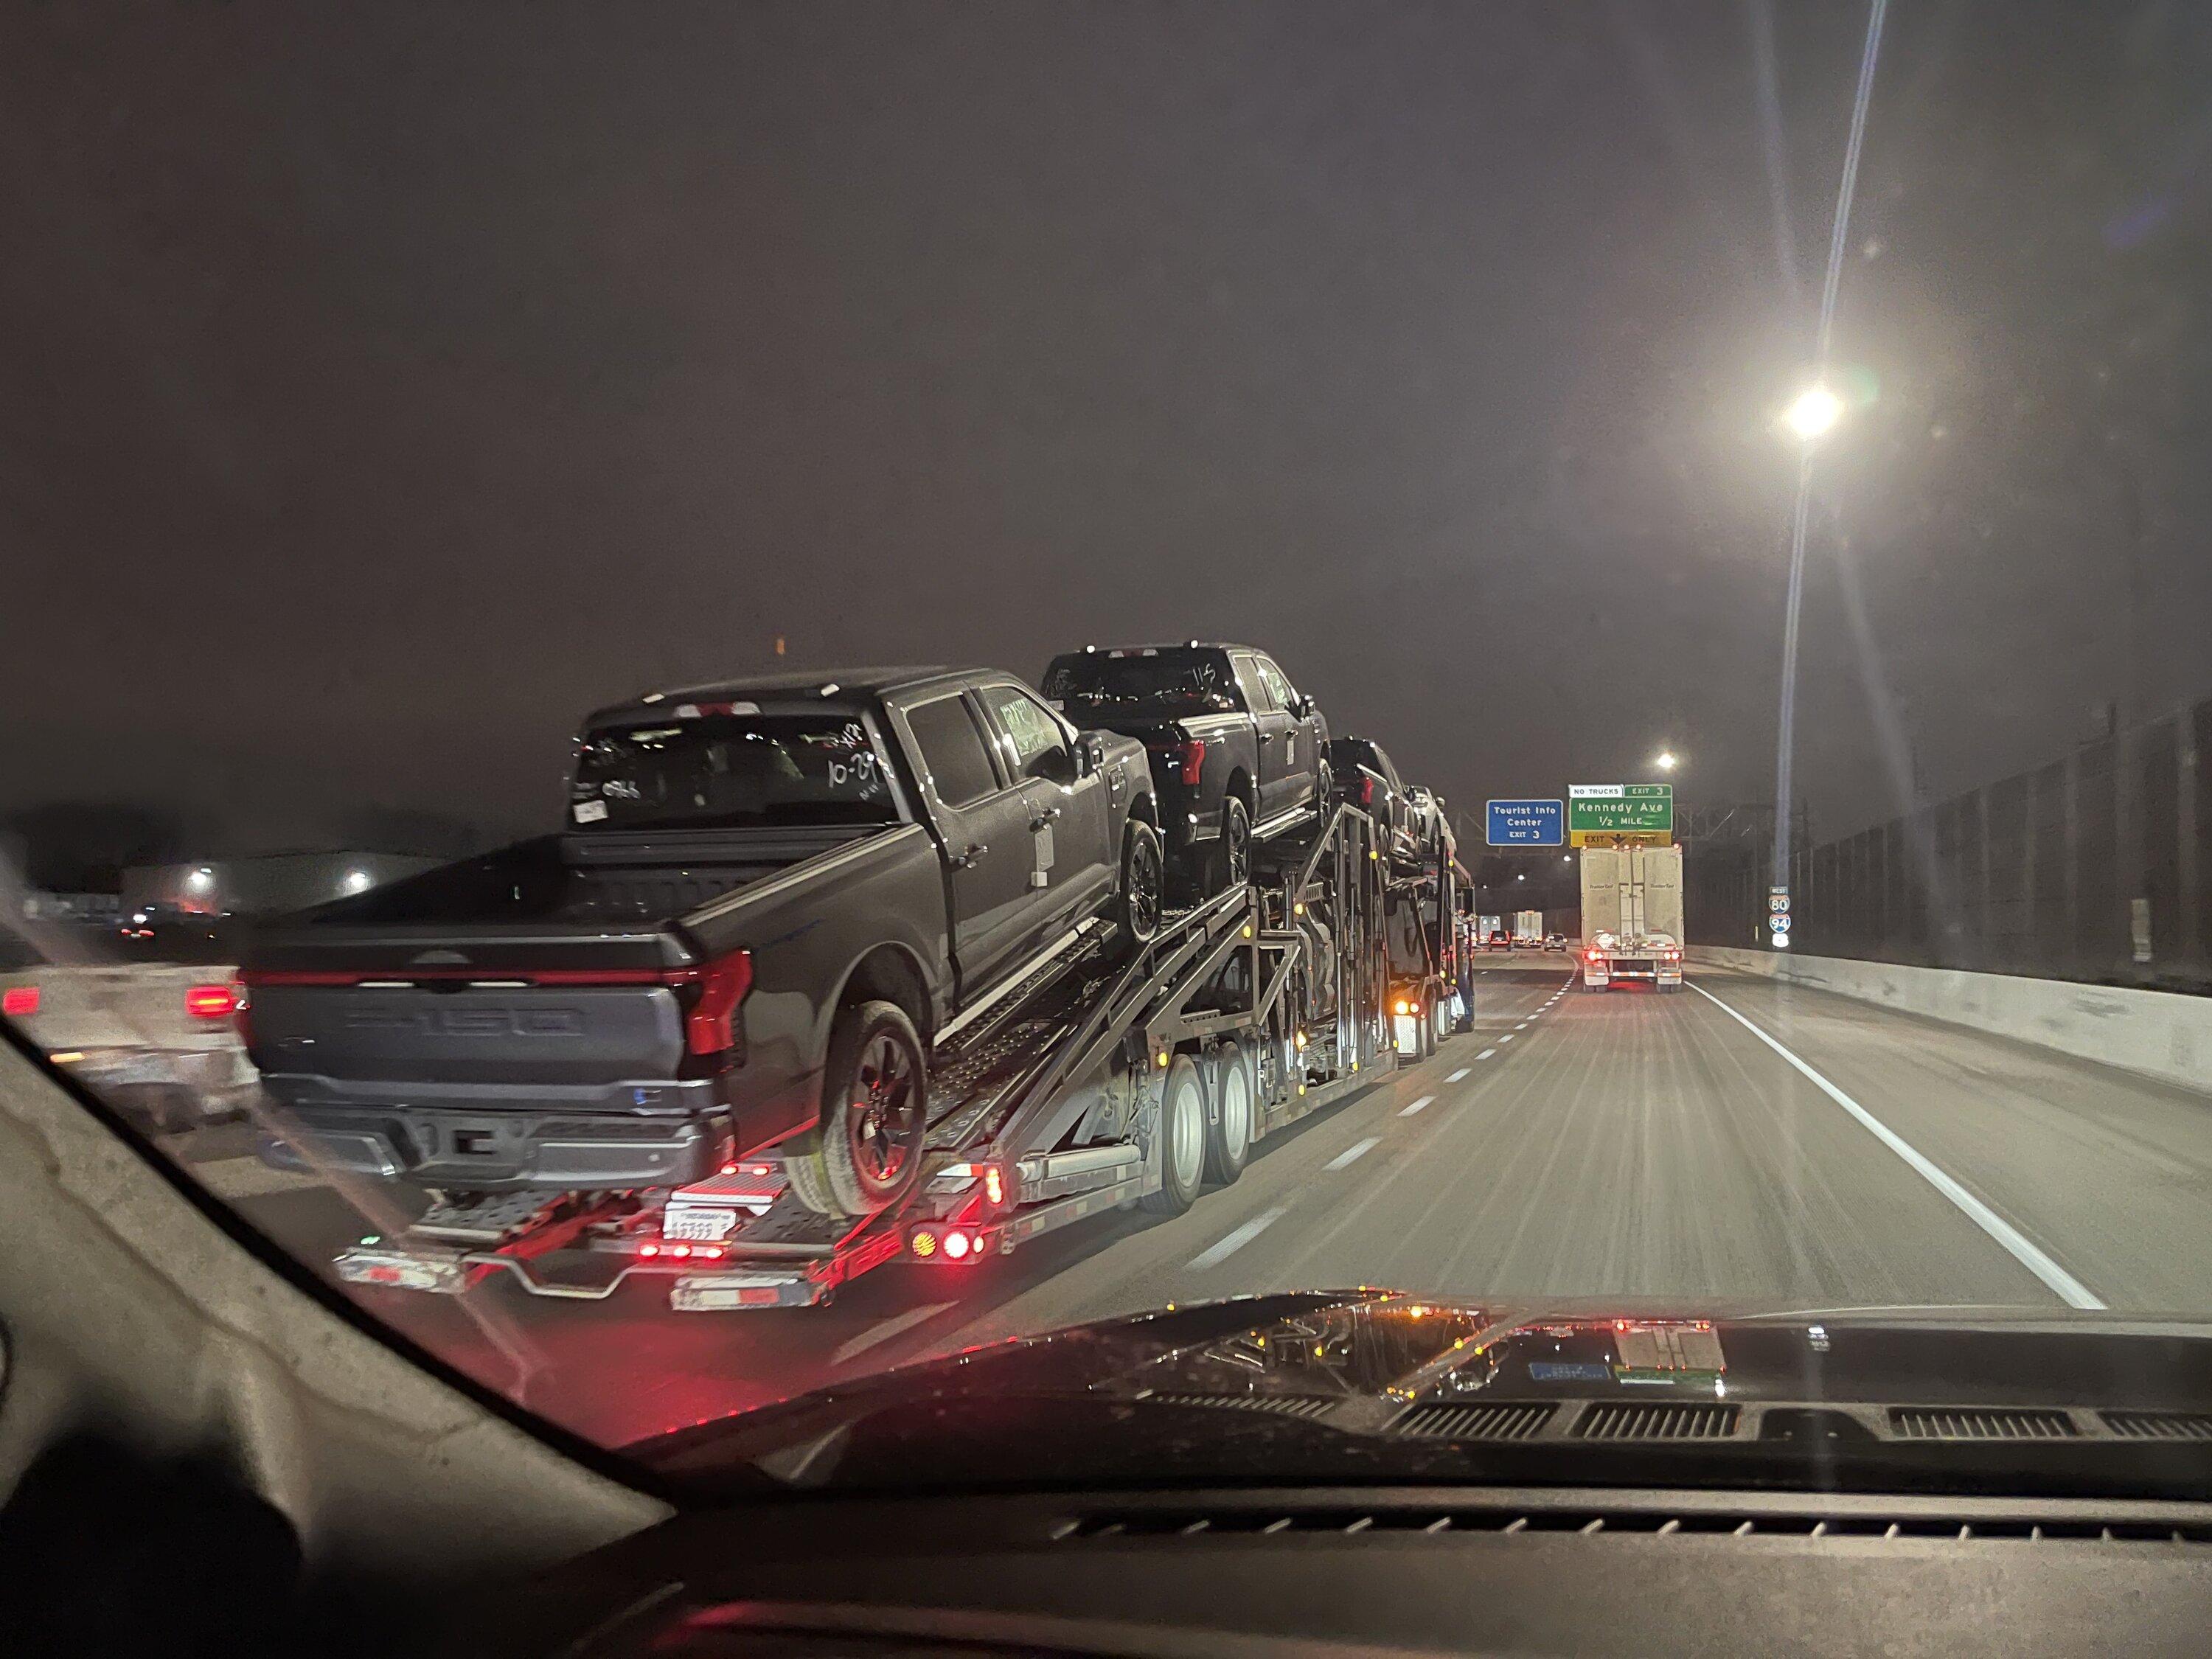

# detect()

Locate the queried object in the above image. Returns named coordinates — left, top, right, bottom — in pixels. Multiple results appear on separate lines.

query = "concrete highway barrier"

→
left=1691, top=946, right=2212, bottom=1098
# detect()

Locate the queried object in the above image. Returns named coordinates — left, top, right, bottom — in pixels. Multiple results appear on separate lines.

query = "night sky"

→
left=7, top=2, right=2211, bottom=858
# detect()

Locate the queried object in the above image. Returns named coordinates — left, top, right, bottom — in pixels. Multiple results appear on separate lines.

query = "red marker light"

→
left=669, top=1243, right=692, bottom=1259
left=943, top=1229, right=973, bottom=1261
left=685, top=949, right=755, bottom=1057
left=185, top=983, right=240, bottom=1020
left=639, top=1243, right=660, bottom=1258
left=1, top=985, right=40, bottom=1018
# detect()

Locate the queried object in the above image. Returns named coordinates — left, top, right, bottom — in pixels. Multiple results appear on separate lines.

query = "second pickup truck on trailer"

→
left=243, top=668, right=1161, bottom=1222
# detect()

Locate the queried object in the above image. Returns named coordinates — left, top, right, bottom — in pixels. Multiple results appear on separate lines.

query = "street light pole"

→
left=1771, top=0, right=1888, bottom=900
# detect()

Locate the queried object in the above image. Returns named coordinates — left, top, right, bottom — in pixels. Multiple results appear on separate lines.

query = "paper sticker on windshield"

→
left=572, top=799, right=609, bottom=824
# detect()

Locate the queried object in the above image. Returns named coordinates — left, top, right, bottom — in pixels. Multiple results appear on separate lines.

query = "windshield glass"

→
left=9, top=2, right=2212, bottom=1502
left=571, top=714, right=899, bottom=832
left=1042, top=650, right=1242, bottom=715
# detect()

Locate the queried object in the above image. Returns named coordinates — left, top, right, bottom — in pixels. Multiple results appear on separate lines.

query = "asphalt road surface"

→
left=201, top=955, right=2212, bottom=1450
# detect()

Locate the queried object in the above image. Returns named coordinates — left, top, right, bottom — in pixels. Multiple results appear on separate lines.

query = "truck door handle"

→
left=951, top=843, right=987, bottom=869
left=1029, top=807, right=1061, bottom=829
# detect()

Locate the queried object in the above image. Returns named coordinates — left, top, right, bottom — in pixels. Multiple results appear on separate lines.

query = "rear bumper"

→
left=257, top=1073, right=735, bottom=1191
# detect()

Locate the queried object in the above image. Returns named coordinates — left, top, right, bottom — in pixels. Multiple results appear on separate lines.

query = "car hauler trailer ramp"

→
left=333, top=803, right=1403, bottom=1311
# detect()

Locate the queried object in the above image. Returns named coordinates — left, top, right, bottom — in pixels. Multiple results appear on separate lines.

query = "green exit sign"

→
left=1568, top=783, right=1673, bottom=835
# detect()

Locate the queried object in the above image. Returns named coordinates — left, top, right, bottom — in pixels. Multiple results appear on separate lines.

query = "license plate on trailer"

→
left=335, top=1248, right=466, bottom=1294
left=669, top=1270, right=819, bottom=1311
left=662, top=1205, right=740, bottom=1241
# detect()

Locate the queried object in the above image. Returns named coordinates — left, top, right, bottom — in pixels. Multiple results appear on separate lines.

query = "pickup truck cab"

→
left=241, top=668, right=1158, bottom=1221
left=1040, top=643, right=1330, bottom=897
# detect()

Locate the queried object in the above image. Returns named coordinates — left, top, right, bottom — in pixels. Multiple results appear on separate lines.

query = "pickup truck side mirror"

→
left=1074, top=733, right=1107, bottom=776
left=1293, top=695, right=1316, bottom=720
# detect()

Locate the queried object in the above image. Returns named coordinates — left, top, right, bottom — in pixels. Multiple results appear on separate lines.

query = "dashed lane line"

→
left=1477, top=1048, right=1496, bottom=1060
left=1189, top=1207, right=1287, bottom=1270
left=1446, top=1068, right=1470, bottom=1082
left=1325, top=1137, right=1381, bottom=1169
left=1398, top=1095, right=1436, bottom=1118
left=1687, top=981, right=2103, bottom=1310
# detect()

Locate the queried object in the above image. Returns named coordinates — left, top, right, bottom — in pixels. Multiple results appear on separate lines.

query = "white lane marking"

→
left=1687, top=982, right=2104, bottom=1311
left=1189, top=1207, right=1287, bottom=1269
left=1399, top=1095, right=1436, bottom=1118
left=1446, top=1068, right=1470, bottom=1082
left=832, top=1301, right=955, bottom=1366
left=1326, top=1136, right=1381, bottom=1169
left=1477, top=1048, right=1497, bottom=1060
left=1498, top=1034, right=1514, bottom=1044
left=1515, top=1021, right=1530, bottom=1029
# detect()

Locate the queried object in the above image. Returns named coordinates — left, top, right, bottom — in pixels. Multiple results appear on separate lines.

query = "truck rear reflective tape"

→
left=1, top=985, right=39, bottom=1018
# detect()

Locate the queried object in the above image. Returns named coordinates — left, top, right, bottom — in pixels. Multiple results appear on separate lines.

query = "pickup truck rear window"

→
left=1042, top=648, right=1242, bottom=716
left=571, top=714, right=900, bottom=832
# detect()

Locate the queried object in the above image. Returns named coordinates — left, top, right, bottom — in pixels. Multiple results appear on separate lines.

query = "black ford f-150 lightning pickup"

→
left=1040, top=642, right=1329, bottom=897
left=240, top=668, right=1158, bottom=1221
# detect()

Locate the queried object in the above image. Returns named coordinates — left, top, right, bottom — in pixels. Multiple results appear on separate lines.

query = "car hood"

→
left=633, top=1293, right=2212, bottom=1501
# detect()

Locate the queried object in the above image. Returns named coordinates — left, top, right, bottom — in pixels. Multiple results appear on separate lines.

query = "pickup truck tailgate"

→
left=247, top=981, right=687, bottom=1086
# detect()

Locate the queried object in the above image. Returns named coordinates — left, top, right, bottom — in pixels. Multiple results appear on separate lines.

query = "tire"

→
left=780, top=1144, right=838, bottom=1214
left=784, top=1000, right=929, bottom=1220
left=1203, top=1040, right=1255, bottom=1186
left=1208, top=794, right=1253, bottom=894
left=1141, top=1053, right=1206, bottom=1214
left=1116, top=818, right=1165, bottom=947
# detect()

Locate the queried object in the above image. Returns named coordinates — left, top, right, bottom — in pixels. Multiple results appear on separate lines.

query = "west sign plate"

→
left=1568, top=783, right=1673, bottom=836
left=1486, top=799, right=1564, bottom=846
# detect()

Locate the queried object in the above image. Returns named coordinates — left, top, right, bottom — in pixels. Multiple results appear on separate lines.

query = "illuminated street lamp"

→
left=1653, top=751, right=1679, bottom=773
left=1783, top=383, right=1843, bottom=441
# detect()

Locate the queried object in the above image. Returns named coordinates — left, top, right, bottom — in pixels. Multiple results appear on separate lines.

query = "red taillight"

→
left=1174, top=739, right=1206, bottom=785
left=185, top=983, right=240, bottom=1020
left=685, top=950, right=754, bottom=1057
left=942, top=1228, right=974, bottom=1261
left=1, top=985, right=38, bottom=1018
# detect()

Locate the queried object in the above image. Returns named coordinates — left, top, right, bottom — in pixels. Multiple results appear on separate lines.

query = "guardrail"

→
left=1690, top=946, right=2212, bottom=1098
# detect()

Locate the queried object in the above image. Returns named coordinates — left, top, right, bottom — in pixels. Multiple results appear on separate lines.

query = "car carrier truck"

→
left=1578, top=844, right=1683, bottom=990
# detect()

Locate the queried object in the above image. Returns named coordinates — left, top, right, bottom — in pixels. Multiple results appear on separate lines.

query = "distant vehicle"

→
left=1326, top=736, right=1414, bottom=860
left=1511, top=908, right=1543, bottom=946
left=242, top=668, right=1160, bottom=1222
left=1485, top=929, right=1512, bottom=951
left=1579, top=844, right=1684, bottom=990
left=1543, top=933, right=1568, bottom=953
left=1042, top=643, right=1329, bottom=897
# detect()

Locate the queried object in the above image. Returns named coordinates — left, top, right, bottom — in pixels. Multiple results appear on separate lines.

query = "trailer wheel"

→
left=1203, top=1040, right=1255, bottom=1186
left=1140, top=1054, right=1206, bottom=1215
left=786, top=1000, right=929, bottom=1220
left=1115, top=818, right=1165, bottom=947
